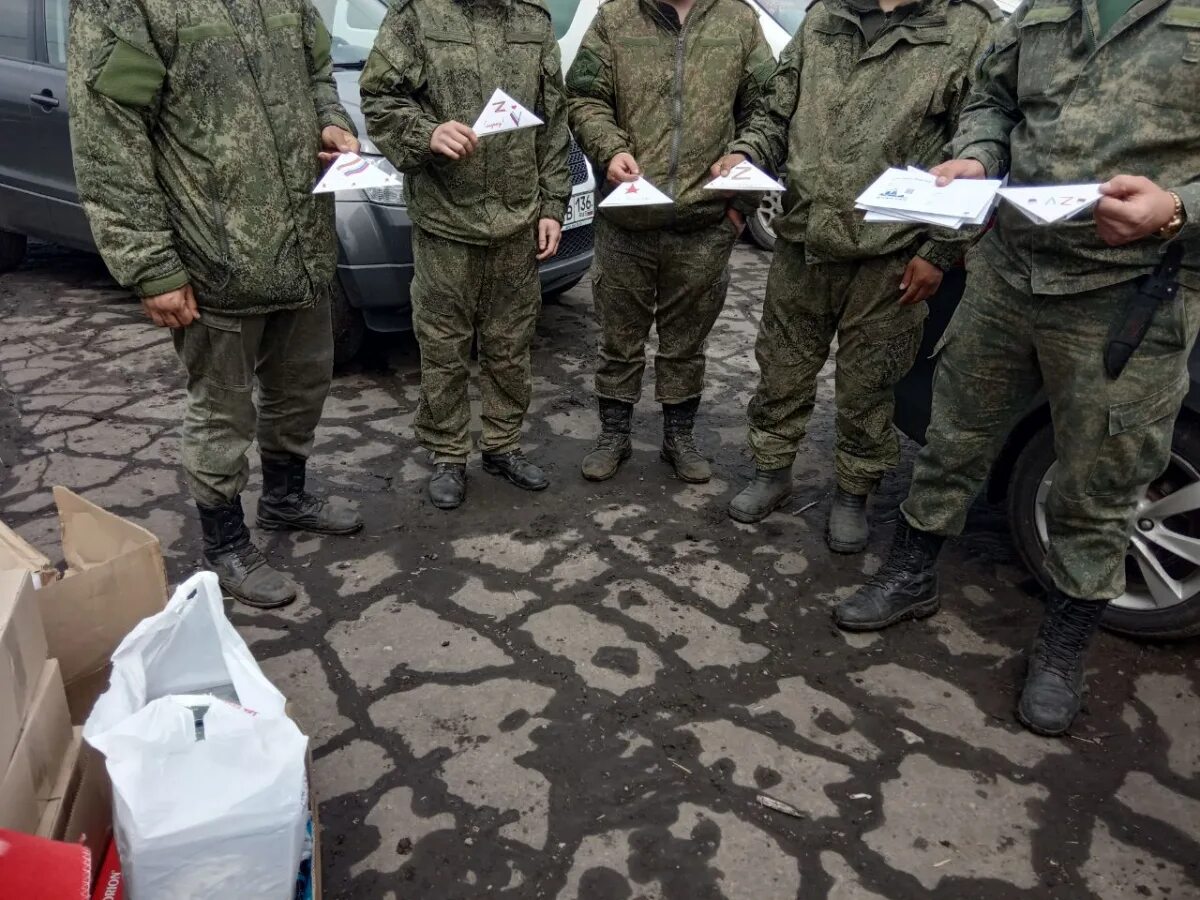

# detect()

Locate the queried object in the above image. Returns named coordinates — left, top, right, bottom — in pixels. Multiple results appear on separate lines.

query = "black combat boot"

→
left=429, top=462, right=467, bottom=510
left=257, top=453, right=363, bottom=535
left=661, top=397, right=711, bottom=483
left=827, top=488, right=870, bottom=555
left=199, top=498, right=296, bottom=609
left=483, top=449, right=549, bottom=491
left=1017, top=590, right=1108, bottom=737
left=728, top=467, right=793, bottom=523
left=581, top=398, right=633, bottom=482
left=833, top=518, right=943, bottom=631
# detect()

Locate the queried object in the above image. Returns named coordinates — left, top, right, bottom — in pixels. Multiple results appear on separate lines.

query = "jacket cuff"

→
left=917, top=239, right=964, bottom=271
left=320, top=110, right=357, bottom=137
left=136, top=269, right=189, bottom=298
left=726, top=140, right=758, bottom=166
left=1171, top=183, right=1200, bottom=243
left=731, top=193, right=761, bottom=218
left=952, top=142, right=1007, bottom=179
left=539, top=198, right=567, bottom=224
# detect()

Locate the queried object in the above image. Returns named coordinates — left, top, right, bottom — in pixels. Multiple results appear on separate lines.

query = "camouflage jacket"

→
left=359, top=0, right=571, bottom=245
left=952, top=0, right=1200, bottom=293
left=731, top=0, right=998, bottom=267
left=68, top=0, right=353, bottom=314
left=566, top=0, right=775, bottom=232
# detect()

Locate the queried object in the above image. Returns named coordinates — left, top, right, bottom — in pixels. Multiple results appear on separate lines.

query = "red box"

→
left=0, top=828, right=90, bottom=899
left=91, top=838, right=123, bottom=900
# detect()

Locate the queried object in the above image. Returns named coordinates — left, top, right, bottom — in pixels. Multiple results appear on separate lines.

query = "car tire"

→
left=0, top=230, right=28, bottom=273
left=331, top=282, right=365, bottom=370
left=1008, top=418, right=1200, bottom=640
left=747, top=191, right=780, bottom=251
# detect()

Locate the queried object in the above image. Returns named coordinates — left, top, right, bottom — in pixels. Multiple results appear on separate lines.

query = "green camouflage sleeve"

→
left=1172, top=184, right=1200, bottom=243
left=67, top=0, right=187, bottom=298
left=948, top=15, right=1022, bottom=178
left=727, top=30, right=802, bottom=174
left=729, top=20, right=778, bottom=217
left=359, top=4, right=440, bottom=173
left=918, top=18, right=1002, bottom=270
left=565, top=13, right=631, bottom=175
left=537, top=34, right=571, bottom=223
left=302, top=1, right=356, bottom=135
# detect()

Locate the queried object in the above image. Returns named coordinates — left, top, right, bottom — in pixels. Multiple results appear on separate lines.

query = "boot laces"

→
left=668, top=430, right=701, bottom=457
left=594, top=430, right=628, bottom=453
left=1038, top=602, right=1097, bottom=682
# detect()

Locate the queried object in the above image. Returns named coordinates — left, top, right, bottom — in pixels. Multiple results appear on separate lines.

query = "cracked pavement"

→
left=1, top=244, right=1198, bottom=899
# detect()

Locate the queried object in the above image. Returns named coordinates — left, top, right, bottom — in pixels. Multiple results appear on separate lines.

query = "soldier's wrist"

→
left=1157, top=191, right=1187, bottom=240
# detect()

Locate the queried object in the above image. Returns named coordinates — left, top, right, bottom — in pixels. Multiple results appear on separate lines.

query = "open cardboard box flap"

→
left=0, top=522, right=55, bottom=586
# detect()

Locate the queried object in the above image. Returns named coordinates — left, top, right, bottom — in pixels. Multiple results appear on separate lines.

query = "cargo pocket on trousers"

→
left=858, top=315, right=926, bottom=391
left=177, top=313, right=251, bottom=393
left=1086, top=378, right=1185, bottom=497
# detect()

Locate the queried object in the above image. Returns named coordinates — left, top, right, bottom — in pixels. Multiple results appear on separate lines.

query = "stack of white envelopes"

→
left=857, top=167, right=1002, bottom=230
left=997, top=185, right=1103, bottom=224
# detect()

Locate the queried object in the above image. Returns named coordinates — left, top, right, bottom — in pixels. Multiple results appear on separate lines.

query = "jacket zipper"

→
left=667, top=15, right=691, bottom=205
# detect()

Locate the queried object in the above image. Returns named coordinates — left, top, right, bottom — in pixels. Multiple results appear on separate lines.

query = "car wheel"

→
left=543, top=275, right=583, bottom=303
left=0, top=230, right=28, bottom=273
left=331, top=282, right=365, bottom=370
left=747, top=191, right=780, bottom=251
left=1008, top=418, right=1200, bottom=639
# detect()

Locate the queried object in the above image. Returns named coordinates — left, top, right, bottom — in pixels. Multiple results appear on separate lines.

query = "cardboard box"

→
left=0, top=570, right=48, bottom=770
left=1, top=487, right=167, bottom=722
left=0, top=828, right=91, bottom=900
left=37, top=726, right=84, bottom=840
left=56, top=743, right=112, bottom=884
left=0, top=737, right=38, bottom=832
left=15, top=659, right=74, bottom=801
left=0, top=522, right=56, bottom=587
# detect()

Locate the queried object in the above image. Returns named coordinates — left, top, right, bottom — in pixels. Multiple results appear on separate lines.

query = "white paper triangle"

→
left=313, top=152, right=401, bottom=194
left=472, top=88, right=544, bottom=136
left=599, top=177, right=673, bottom=208
left=703, top=161, right=785, bottom=192
left=998, top=185, right=1102, bottom=224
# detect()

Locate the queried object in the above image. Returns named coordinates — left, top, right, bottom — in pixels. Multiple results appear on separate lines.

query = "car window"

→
left=0, top=0, right=32, bottom=61
left=44, top=0, right=67, bottom=67
left=545, top=0, right=584, bottom=39
left=758, top=0, right=808, bottom=34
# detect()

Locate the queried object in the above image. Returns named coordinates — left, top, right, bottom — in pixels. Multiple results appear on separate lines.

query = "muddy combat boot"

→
left=827, top=488, right=869, bottom=554
left=428, top=463, right=467, bottom=510
left=199, top=498, right=296, bottom=609
left=728, top=467, right=792, bottom=523
left=257, top=454, right=363, bottom=535
left=661, top=398, right=711, bottom=483
left=1018, top=591, right=1108, bottom=737
left=581, top=399, right=633, bottom=481
left=834, top=519, right=943, bottom=631
left=483, top=449, right=549, bottom=491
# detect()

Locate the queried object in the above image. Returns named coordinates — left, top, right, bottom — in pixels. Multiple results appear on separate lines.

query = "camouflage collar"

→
left=638, top=0, right=723, bottom=29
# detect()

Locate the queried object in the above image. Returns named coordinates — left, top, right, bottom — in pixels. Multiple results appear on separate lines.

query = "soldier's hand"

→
left=318, top=125, right=360, bottom=167
left=898, top=256, right=943, bottom=306
left=712, top=153, right=747, bottom=178
left=931, top=158, right=987, bottom=187
left=537, top=218, right=562, bottom=261
left=1095, top=176, right=1179, bottom=246
left=143, top=284, right=200, bottom=329
left=607, top=153, right=640, bottom=186
left=725, top=206, right=746, bottom=236
left=431, top=122, right=479, bottom=160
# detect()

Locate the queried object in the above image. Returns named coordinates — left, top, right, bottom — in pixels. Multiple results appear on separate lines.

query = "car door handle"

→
left=30, top=91, right=60, bottom=110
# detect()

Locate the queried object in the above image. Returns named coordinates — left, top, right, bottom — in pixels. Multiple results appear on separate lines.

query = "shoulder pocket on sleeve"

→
left=90, top=37, right=166, bottom=108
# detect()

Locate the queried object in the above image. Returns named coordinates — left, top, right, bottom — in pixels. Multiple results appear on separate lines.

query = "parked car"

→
left=0, top=0, right=597, bottom=365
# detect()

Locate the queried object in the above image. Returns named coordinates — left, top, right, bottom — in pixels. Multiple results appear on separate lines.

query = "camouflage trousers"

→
left=173, top=292, right=334, bottom=507
left=903, top=253, right=1200, bottom=601
left=411, top=226, right=541, bottom=463
left=592, top=217, right=739, bottom=404
left=747, top=240, right=926, bottom=493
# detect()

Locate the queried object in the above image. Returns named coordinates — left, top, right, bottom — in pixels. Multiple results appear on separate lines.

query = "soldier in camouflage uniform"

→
left=566, top=0, right=775, bottom=484
left=69, top=0, right=363, bottom=610
left=836, top=0, right=1200, bottom=736
left=720, top=0, right=999, bottom=553
left=359, top=0, right=570, bottom=510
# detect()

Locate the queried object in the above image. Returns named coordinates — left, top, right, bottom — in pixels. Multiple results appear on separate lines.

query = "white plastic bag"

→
left=84, top=572, right=309, bottom=900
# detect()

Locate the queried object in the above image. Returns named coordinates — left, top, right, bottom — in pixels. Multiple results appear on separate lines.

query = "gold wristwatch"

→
left=1158, top=191, right=1187, bottom=239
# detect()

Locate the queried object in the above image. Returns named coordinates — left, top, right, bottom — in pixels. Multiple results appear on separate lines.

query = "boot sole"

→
left=582, top=447, right=633, bottom=482
left=826, top=533, right=869, bottom=555
left=1015, top=708, right=1072, bottom=738
left=660, top=451, right=711, bottom=484
left=482, top=463, right=549, bottom=492
left=219, top=580, right=296, bottom=610
left=256, top=517, right=364, bottom=536
left=728, top=492, right=792, bottom=524
left=834, top=595, right=941, bottom=632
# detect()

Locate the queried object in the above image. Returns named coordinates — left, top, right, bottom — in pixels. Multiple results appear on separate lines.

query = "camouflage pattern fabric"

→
left=410, top=226, right=542, bottom=462
left=747, top=240, right=926, bottom=490
left=359, top=0, right=571, bottom=244
left=730, top=0, right=999, bottom=269
left=592, top=218, right=739, bottom=404
left=565, top=0, right=776, bottom=232
left=68, top=0, right=352, bottom=314
left=951, top=0, right=1200, bottom=294
left=903, top=252, right=1200, bottom=600
left=173, top=294, right=335, bottom=506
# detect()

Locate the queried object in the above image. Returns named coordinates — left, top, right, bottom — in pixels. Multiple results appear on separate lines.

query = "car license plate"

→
left=564, top=192, right=595, bottom=230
